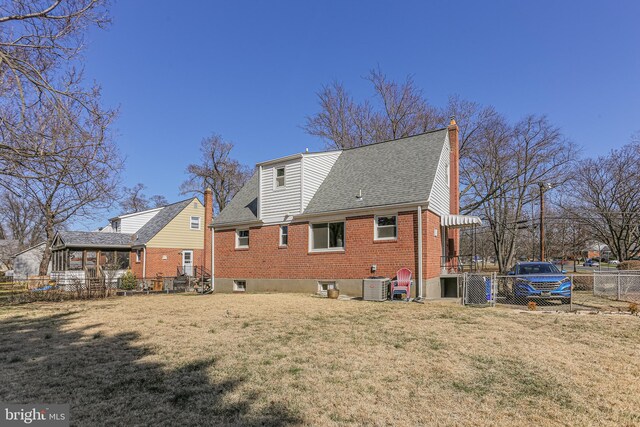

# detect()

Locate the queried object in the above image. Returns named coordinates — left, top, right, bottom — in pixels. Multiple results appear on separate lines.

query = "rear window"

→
left=517, top=263, right=560, bottom=274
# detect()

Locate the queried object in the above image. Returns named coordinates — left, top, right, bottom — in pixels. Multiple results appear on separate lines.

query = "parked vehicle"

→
left=507, top=262, right=571, bottom=304
left=609, top=260, right=620, bottom=265
left=583, top=259, right=600, bottom=267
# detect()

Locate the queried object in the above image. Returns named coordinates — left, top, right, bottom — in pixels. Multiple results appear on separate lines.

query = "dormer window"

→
left=275, top=167, right=285, bottom=188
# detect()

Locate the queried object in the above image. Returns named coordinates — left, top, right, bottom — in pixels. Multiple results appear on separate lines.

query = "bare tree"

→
left=567, top=140, right=640, bottom=261
left=180, top=134, right=251, bottom=215
left=0, top=190, right=46, bottom=248
left=304, top=69, right=445, bottom=150
left=150, top=194, right=169, bottom=208
left=8, top=97, right=122, bottom=275
left=119, top=183, right=169, bottom=214
left=0, top=0, right=111, bottom=186
left=464, top=115, right=575, bottom=272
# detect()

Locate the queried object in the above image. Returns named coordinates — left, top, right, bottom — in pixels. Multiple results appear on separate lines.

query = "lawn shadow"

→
left=0, top=312, right=301, bottom=426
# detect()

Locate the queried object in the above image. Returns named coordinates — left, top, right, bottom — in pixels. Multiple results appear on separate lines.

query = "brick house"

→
left=210, top=120, right=481, bottom=298
left=50, top=194, right=213, bottom=285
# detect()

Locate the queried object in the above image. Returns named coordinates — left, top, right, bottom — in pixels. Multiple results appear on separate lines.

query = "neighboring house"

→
left=11, top=242, right=51, bottom=280
left=582, top=242, right=612, bottom=260
left=50, top=195, right=212, bottom=285
left=211, top=120, right=481, bottom=298
left=0, top=239, right=19, bottom=273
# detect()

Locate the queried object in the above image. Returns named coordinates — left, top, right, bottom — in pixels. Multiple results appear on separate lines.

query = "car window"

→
left=518, top=263, right=560, bottom=274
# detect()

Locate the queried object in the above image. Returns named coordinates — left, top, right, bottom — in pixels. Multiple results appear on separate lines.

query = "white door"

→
left=182, top=250, right=193, bottom=276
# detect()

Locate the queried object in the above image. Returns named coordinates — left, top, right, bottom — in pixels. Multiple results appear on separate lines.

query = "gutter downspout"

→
left=142, top=246, right=147, bottom=278
left=417, top=205, right=424, bottom=300
left=211, top=227, right=216, bottom=291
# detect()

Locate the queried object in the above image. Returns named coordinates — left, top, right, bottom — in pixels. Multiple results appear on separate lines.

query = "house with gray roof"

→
left=49, top=193, right=213, bottom=286
left=211, top=120, right=481, bottom=298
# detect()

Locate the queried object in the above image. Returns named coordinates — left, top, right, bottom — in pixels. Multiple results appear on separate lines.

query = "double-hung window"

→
left=375, top=215, right=397, bottom=240
left=190, top=216, right=201, bottom=230
left=275, top=167, right=285, bottom=188
left=280, top=225, right=288, bottom=246
left=310, top=222, right=344, bottom=251
left=236, top=229, right=249, bottom=248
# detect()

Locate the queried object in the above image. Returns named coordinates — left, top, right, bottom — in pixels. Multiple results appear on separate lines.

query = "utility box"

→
left=363, top=277, right=390, bottom=301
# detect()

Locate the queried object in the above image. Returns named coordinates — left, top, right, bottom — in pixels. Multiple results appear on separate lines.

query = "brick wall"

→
left=130, top=248, right=204, bottom=278
left=424, top=209, right=443, bottom=280
left=215, top=209, right=443, bottom=282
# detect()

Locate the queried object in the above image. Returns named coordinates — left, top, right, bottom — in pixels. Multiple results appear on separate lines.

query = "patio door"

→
left=182, top=250, right=193, bottom=276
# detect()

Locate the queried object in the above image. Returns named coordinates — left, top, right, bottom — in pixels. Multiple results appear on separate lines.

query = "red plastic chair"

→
left=390, top=268, right=412, bottom=301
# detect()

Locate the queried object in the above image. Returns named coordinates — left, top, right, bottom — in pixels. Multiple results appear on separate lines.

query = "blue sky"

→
left=80, top=0, right=639, bottom=228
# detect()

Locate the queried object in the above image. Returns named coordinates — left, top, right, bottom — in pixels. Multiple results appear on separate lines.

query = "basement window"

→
left=234, top=280, right=246, bottom=292
left=317, top=281, right=336, bottom=296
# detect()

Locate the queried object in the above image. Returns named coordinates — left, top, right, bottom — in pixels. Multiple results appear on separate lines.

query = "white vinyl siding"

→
left=260, top=160, right=302, bottom=224
left=427, top=135, right=451, bottom=216
left=118, top=209, right=162, bottom=234
left=301, top=152, right=341, bottom=211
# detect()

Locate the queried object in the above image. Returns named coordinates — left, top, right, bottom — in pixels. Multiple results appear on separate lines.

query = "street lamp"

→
left=539, top=182, right=553, bottom=261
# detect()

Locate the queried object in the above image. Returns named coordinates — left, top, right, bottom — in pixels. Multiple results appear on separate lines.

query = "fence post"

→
left=461, top=273, right=466, bottom=305
left=570, top=275, right=573, bottom=312
left=617, top=272, right=621, bottom=301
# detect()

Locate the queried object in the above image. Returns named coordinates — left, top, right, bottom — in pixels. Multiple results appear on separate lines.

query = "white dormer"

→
left=257, top=150, right=341, bottom=224
left=109, top=207, right=163, bottom=234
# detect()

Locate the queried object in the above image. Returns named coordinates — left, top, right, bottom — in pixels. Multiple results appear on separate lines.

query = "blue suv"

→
left=507, top=262, right=571, bottom=304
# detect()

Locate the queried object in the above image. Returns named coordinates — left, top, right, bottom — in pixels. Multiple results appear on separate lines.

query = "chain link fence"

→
left=463, top=273, right=574, bottom=310
left=593, top=271, right=640, bottom=303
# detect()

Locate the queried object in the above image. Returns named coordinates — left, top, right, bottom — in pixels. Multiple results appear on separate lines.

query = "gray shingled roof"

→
left=58, top=231, right=134, bottom=247
left=304, top=129, right=447, bottom=213
left=212, top=173, right=259, bottom=226
left=213, top=129, right=447, bottom=225
left=133, top=198, right=194, bottom=245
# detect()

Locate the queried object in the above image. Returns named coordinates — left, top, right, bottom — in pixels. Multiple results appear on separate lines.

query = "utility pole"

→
left=539, top=182, right=552, bottom=261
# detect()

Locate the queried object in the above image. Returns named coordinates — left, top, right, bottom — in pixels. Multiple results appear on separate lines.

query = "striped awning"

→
left=441, top=214, right=482, bottom=228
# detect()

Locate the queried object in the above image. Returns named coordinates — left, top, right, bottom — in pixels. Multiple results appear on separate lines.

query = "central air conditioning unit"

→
left=363, top=277, right=390, bottom=301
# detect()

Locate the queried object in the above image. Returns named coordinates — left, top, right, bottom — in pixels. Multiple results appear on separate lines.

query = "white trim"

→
left=142, top=246, right=147, bottom=278
left=256, top=153, right=303, bottom=167
left=214, top=227, right=216, bottom=291
left=374, top=213, right=398, bottom=241
left=257, top=165, right=263, bottom=220
left=308, top=220, right=346, bottom=252
left=235, top=229, right=249, bottom=249
left=299, top=155, right=305, bottom=213
left=417, top=206, right=423, bottom=299
left=109, top=206, right=163, bottom=221
left=295, top=200, right=429, bottom=220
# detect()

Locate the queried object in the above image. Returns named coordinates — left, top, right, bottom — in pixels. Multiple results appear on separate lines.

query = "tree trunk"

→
left=39, top=217, right=54, bottom=276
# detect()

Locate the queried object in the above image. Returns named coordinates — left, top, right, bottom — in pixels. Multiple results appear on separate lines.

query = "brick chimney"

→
left=203, top=188, right=213, bottom=272
left=447, top=117, right=460, bottom=255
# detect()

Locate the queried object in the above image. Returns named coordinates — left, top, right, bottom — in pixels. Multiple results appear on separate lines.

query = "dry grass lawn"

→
left=1, top=294, right=639, bottom=426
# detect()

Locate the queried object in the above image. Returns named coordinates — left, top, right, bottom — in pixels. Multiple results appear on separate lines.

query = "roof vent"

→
left=356, top=189, right=363, bottom=201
